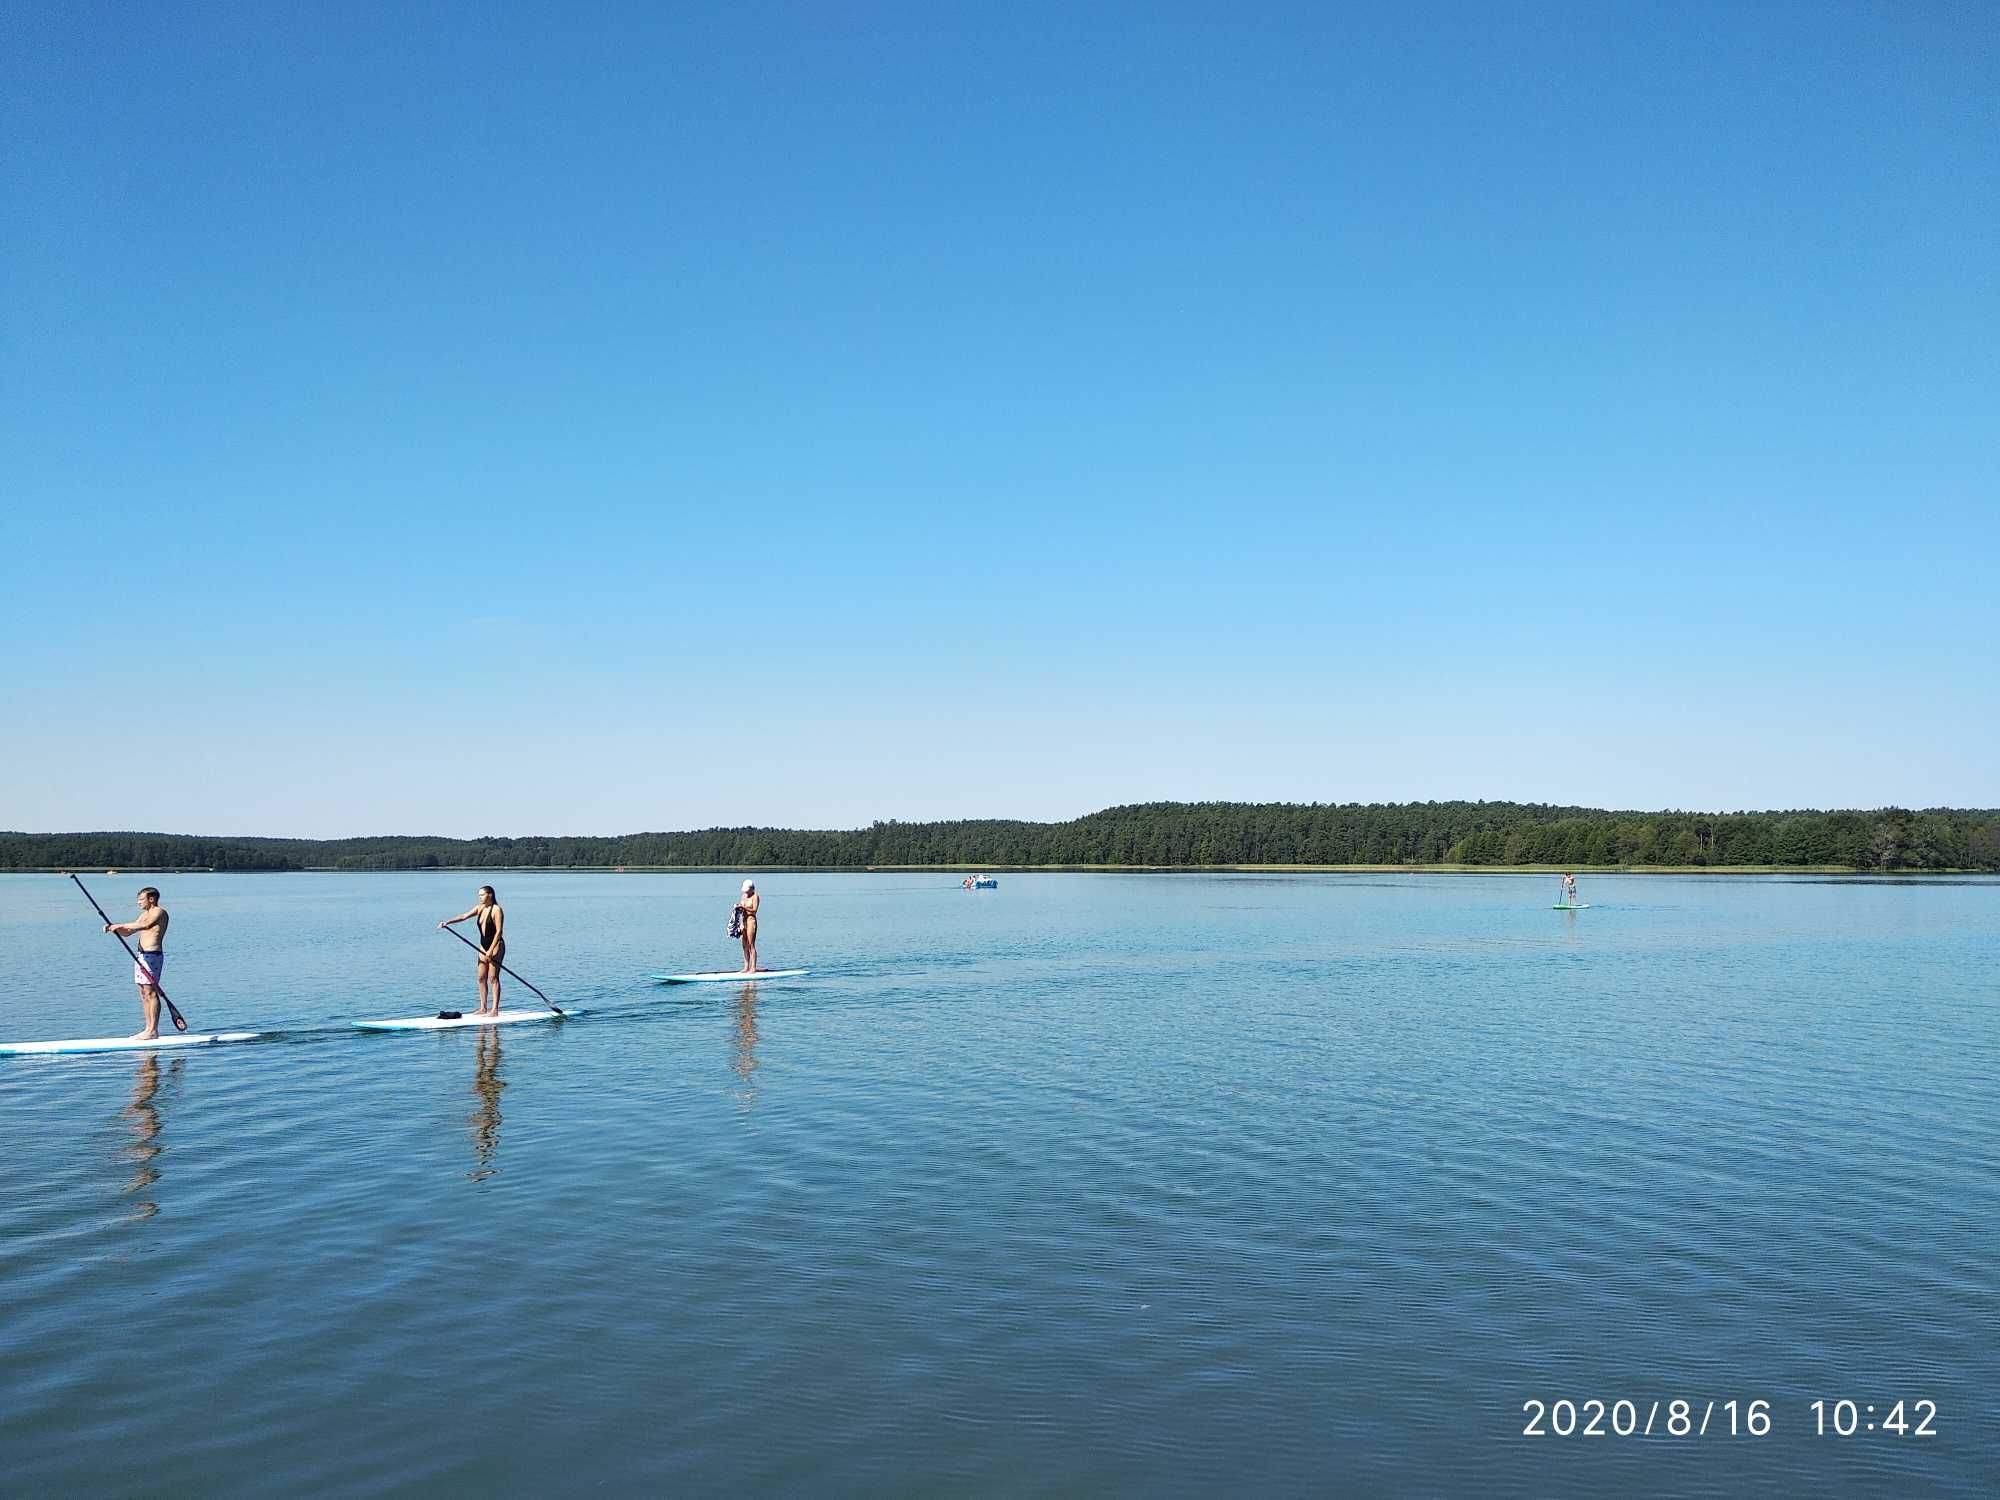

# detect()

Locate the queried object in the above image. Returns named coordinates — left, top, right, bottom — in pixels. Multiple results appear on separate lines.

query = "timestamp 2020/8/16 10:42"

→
left=1520, top=1398, right=1938, bottom=1438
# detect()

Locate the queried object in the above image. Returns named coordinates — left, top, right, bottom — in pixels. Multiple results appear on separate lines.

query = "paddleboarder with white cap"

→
left=734, top=880, right=760, bottom=974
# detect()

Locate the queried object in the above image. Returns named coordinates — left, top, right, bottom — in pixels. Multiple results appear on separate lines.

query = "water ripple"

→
left=1, top=871, right=1993, bottom=1495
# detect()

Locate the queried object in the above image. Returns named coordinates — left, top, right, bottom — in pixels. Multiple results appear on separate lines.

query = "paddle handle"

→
left=69, top=874, right=188, bottom=1032
left=440, top=922, right=563, bottom=1015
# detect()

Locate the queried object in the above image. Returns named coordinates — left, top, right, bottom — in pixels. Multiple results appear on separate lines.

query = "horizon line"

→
left=7, top=797, right=1998, bottom=844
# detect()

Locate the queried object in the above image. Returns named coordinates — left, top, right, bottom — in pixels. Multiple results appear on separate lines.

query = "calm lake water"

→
left=1, top=871, right=1993, bottom=1496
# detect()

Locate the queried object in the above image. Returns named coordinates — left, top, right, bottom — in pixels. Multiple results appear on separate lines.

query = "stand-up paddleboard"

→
left=651, top=969, right=810, bottom=984
left=354, top=1009, right=572, bottom=1032
left=1552, top=903, right=1592, bottom=910
left=0, top=1031, right=261, bottom=1057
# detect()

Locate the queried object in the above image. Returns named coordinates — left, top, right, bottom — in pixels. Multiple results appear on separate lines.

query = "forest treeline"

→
left=4, top=802, right=1997, bottom=872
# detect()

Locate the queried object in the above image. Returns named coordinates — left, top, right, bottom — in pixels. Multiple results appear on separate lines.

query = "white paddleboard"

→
left=0, top=1031, right=262, bottom=1057
left=651, top=969, right=810, bottom=984
left=1553, top=903, right=1593, bottom=910
left=354, top=1008, right=571, bottom=1032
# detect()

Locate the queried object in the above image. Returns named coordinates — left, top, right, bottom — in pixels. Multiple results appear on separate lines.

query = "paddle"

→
left=440, top=923, right=565, bottom=1016
left=70, top=874, right=189, bottom=1032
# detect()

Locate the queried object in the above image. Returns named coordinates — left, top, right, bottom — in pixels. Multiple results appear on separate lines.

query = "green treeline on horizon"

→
left=4, top=802, right=1998, bottom=873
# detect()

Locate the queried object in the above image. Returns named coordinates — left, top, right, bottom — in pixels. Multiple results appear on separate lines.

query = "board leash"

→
left=439, top=924, right=565, bottom=1016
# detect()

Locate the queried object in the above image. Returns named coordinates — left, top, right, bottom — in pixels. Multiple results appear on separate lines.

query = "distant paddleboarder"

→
left=1561, top=872, right=1579, bottom=906
left=440, top=886, right=506, bottom=1016
left=734, top=880, right=760, bottom=974
left=105, top=886, right=170, bottom=1039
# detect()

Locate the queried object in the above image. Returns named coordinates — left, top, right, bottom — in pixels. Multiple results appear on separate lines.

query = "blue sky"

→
left=3, top=1, right=1994, bottom=837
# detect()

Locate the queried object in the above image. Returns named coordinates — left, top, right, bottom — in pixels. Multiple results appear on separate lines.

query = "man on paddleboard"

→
left=106, top=886, right=170, bottom=1039
left=1562, top=872, right=1578, bottom=906
left=440, top=886, right=506, bottom=1016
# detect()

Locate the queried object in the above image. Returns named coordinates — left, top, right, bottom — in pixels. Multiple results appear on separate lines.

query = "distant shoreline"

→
left=12, top=864, right=1993, bottom=877
left=11, top=803, right=1993, bottom=875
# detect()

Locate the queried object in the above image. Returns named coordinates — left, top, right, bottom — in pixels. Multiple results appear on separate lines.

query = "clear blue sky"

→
left=3, top=1, right=1994, bottom=837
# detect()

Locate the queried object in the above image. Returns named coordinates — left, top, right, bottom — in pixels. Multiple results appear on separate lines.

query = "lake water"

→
left=1, top=871, right=1993, bottom=1496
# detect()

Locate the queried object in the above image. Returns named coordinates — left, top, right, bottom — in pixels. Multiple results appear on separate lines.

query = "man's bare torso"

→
left=133, top=905, right=168, bottom=952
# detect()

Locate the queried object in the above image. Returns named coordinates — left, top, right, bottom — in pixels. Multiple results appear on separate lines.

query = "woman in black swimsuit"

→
left=440, top=886, right=506, bottom=1015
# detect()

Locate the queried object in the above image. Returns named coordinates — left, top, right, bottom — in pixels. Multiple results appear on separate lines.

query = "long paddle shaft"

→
left=69, top=874, right=189, bottom=1032
left=441, top=924, right=564, bottom=1015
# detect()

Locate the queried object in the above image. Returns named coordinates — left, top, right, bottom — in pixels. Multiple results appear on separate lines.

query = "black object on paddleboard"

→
left=439, top=924, right=564, bottom=1016
left=70, top=874, right=188, bottom=1032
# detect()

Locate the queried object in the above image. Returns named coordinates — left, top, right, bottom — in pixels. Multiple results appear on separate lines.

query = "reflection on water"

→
left=468, top=1028, right=504, bottom=1182
left=4, top=872, right=1995, bottom=1498
left=121, top=1054, right=181, bottom=1219
left=732, top=983, right=759, bottom=1110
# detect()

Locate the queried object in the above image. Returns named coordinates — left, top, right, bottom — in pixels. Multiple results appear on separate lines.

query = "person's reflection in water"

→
left=469, top=1026, right=505, bottom=1182
left=121, top=1054, right=181, bottom=1219
left=733, top=982, right=760, bottom=1110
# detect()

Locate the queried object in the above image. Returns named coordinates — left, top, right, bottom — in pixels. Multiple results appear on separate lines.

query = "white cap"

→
left=742, top=880, right=755, bottom=892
